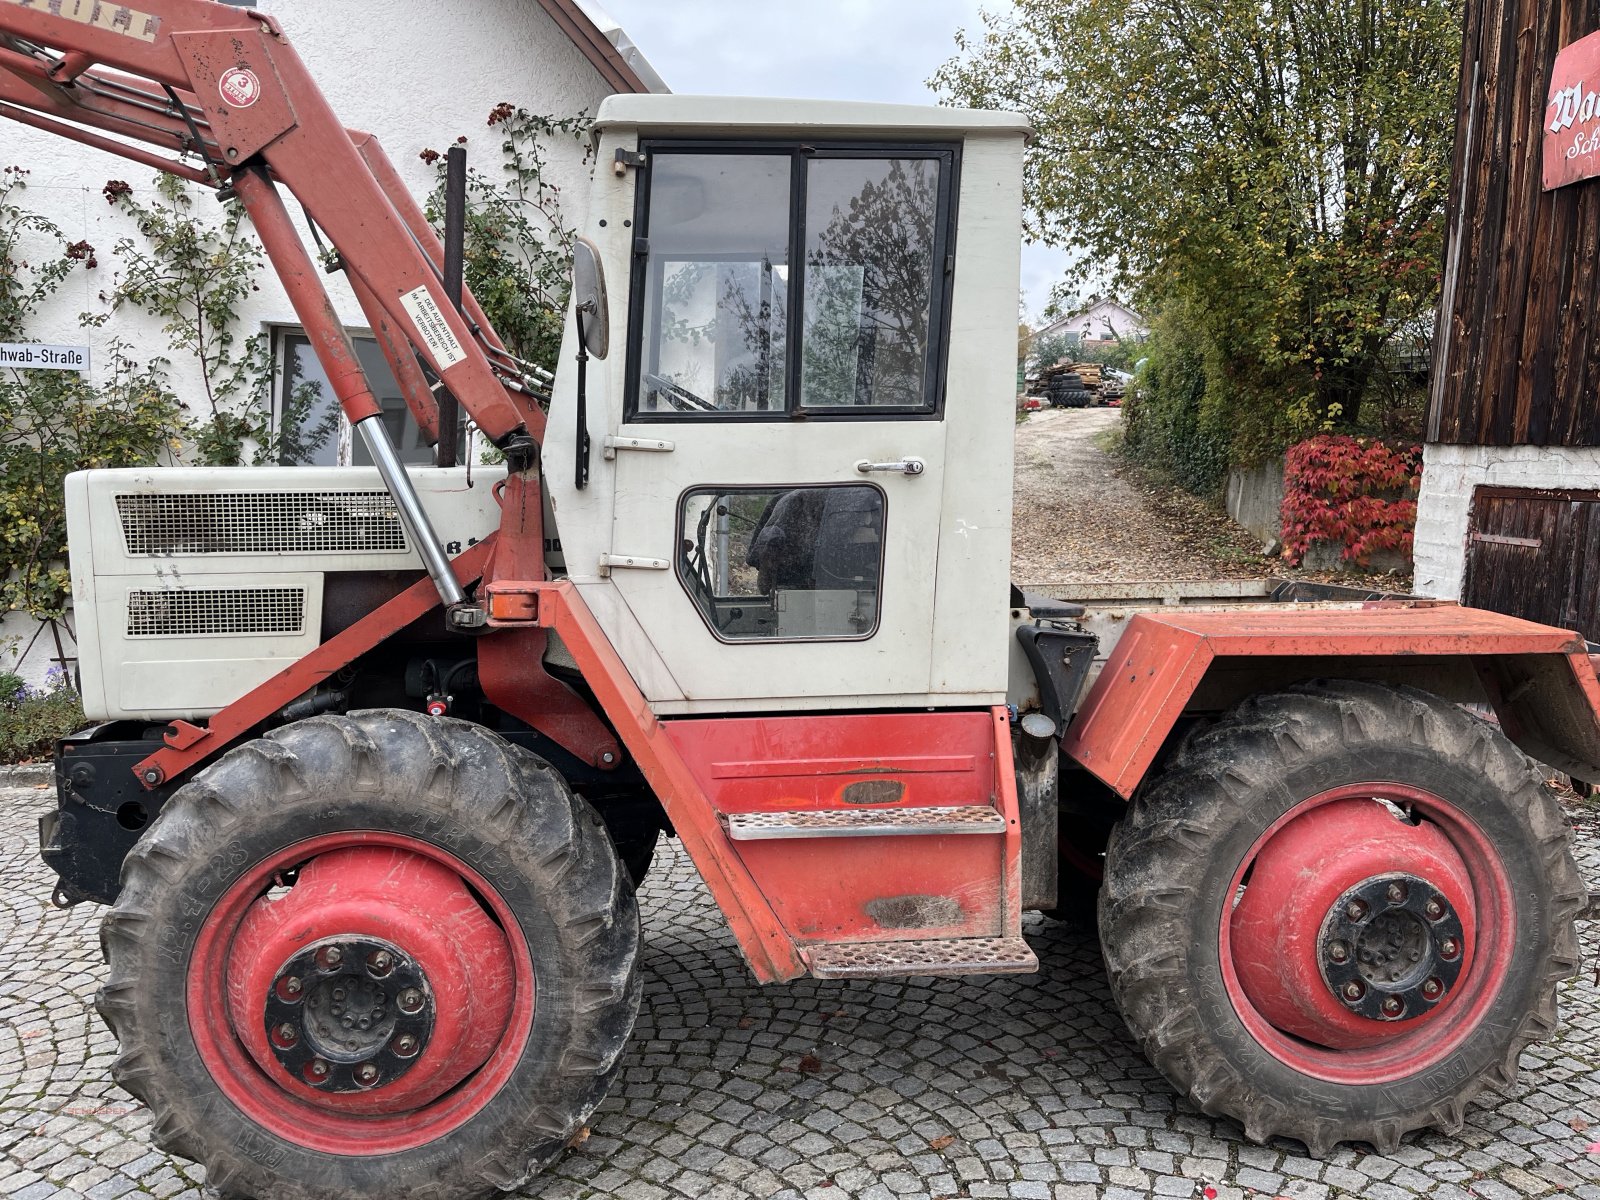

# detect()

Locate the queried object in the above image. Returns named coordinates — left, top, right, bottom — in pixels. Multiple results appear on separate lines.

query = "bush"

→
left=1280, top=435, right=1422, bottom=567
left=1121, top=314, right=1230, bottom=496
left=0, top=669, right=84, bottom=764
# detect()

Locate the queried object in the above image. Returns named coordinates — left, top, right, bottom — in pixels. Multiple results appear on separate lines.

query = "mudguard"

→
left=1061, top=605, right=1600, bottom=796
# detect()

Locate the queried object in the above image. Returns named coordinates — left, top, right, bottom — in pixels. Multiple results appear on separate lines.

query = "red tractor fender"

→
left=1060, top=605, right=1600, bottom=798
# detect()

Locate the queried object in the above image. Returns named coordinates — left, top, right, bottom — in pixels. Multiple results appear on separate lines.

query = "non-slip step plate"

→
left=724, top=805, right=1006, bottom=841
left=805, top=936, right=1039, bottom=979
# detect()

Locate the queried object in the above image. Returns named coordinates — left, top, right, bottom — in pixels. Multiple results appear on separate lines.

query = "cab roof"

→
left=592, top=94, right=1031, bottom=140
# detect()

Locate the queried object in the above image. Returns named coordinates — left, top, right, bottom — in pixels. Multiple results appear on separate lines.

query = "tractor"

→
left=2, top=3, right=1594, bottom=1198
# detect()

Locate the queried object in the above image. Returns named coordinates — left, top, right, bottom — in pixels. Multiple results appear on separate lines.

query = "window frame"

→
left=624, top=139, right=962, bottom=424
left=674, top=481, right=890, bottom=645
left=272, top=326, right=467, bottom=468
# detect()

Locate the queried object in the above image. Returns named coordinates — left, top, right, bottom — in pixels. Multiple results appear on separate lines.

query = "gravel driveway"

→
left=5, top=776, right=1600, bottom=1200
left=1011, top=408, right=1256, bottom=588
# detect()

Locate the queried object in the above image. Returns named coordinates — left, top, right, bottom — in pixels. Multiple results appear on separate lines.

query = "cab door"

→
left=605, top=142, right=959, bottom=708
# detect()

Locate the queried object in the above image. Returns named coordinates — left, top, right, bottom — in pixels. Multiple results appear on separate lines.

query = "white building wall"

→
left=2, top=0, right=625, bottom=687
left=1413, top=442, right=1600, bottom=601
left=1045, top=302, right=1147, bottom=341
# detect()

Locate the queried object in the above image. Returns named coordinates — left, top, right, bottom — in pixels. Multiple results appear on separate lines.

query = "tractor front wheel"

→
left=1099, top=680, right=1584, bottom=1155
left=97, top=710, right=641, bottom=1200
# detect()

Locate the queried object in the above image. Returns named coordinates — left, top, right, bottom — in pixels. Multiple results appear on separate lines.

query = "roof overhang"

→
left=534, top=0, right=667, bottom=95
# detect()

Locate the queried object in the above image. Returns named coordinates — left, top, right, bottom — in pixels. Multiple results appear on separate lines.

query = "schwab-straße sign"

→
left=0, top=344, right=90, bottom=371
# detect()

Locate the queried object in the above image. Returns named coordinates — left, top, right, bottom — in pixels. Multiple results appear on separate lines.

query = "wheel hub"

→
left=1317, top=873, right=1465, bottom=1022
left=223, top=844, right=517, bottom=1115
left=1228, top=796, right=1478, bottom=1050
left=264, top=936, right=435, bottom=1092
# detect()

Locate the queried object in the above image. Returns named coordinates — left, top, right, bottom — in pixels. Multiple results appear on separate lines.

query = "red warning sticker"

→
left=219, top=67, right=262, bottom=109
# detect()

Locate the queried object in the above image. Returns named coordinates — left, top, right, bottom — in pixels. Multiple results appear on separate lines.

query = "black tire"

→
left=97, top=710, right=642, bottom=1200
left=1099, top=680, right=1585, bottom=1156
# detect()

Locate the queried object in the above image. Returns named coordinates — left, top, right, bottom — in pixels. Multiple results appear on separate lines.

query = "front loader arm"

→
left=0, top=0, right=543, bottom=448
left=0, top=1, right=628, bottom=780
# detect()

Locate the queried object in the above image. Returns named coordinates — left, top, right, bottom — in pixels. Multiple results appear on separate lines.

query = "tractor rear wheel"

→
left=97, top=710, right=641, bottom=1200
left=1099, top=680, right=1584, bottom=1155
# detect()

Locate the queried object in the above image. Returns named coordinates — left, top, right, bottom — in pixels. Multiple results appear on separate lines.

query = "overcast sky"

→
left=596, top=0, right=1073, bottom=320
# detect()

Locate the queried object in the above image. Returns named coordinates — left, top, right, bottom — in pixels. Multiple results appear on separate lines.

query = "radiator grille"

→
left=126, top=588, right=307, bottom=638
left=116, top=491, right=406, bottom=555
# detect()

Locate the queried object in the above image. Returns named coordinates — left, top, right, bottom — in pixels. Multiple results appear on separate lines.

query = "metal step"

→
left=805, top=936, right=1039, bottom=979
left=723, top=805, right=1007, bottom=841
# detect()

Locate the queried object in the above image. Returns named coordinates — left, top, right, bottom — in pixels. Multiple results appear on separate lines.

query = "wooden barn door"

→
left=1464, top=487, right=1600, bottom=641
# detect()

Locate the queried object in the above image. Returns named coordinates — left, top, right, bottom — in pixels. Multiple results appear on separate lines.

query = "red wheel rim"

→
left=1219, top=783, right=1515, bottom=1084
left=187, top=832, right=535, bottom=1155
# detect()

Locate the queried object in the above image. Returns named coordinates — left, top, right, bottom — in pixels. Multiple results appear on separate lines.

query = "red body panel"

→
left=664, top=712, right=1015, bottom=944
left=1062, top=606, right=1600, bottom=797
left=664, top=711, right=999, bottom=813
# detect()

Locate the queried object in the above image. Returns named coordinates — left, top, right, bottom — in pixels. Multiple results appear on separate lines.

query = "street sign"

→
left=0, top=343, right=90, bottom=371
left=1545, top=30, right=1600, bottom=191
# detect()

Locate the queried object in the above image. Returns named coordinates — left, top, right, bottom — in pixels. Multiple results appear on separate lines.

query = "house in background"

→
left=1, top=0, right=665, bottom=687
left=1033, top=299, right=1148, bottom=347
left=1414, top=1, right=1600, bottom=642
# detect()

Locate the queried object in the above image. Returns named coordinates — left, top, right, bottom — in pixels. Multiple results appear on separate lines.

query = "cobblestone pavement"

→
left=4, top=779, right=1600, bottom=1200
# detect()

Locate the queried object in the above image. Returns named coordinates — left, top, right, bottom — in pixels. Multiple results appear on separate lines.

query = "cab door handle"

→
left=856, top=458, right=925, bottom=476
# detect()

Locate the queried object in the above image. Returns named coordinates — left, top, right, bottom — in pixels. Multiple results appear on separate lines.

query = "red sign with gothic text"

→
left=1545, top=30, right=1600, bottom=190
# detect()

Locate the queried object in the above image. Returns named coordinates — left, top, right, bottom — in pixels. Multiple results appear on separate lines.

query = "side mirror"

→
left=572, top=237, right=609, bottom=359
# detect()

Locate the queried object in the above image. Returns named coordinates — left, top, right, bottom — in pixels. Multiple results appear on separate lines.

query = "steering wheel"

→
left=643, top=372, right=718, bottom=412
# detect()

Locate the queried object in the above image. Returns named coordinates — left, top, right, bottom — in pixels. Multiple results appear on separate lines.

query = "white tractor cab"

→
left=548, top=96, right=1029, bottom=712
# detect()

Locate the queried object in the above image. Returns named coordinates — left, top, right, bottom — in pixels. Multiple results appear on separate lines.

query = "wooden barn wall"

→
left=1429, top=0, right=1600, bottom=447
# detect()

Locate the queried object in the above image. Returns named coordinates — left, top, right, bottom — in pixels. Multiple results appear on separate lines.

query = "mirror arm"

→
left=575, top=308, right=592, bottom=491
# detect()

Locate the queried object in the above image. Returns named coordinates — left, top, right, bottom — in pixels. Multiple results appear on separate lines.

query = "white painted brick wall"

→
left=1414, top=443, right=1600, bottom=601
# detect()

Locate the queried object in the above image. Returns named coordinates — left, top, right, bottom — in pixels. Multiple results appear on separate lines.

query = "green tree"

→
left=933, top=0, right=1460, bottom=466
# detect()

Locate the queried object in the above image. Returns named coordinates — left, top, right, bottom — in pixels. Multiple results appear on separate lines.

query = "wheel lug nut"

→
left=323, top=945, right=343, bottom=967
left=284, top=976, right=302, bottom=995
left=308, top=1059, right=330, bottom=1080
left=1440, top=937, right=1460, bottom=960
left=1422, top=977, right=1444, bottom=1000
left=274, top=1022, right=298, bottom=1046
left=1346, top=899, right=1368, bottom=921
left=394, top=1034, right=419, bottom=1057
left=1381, top=996, right=1404, bottom=1018
left=355, top=1062, right=379, bottom=1086
left=1424, top=898, right=1444, bottom=920
left=1342, top=980, right=1365, bottom=1002
left=368, top=950, right=394, bottom=976
left=399, top=988, right=424, bottom=1014
left=1386, top=882, right=1407, bottom=904
left=1328, top=941, right=1349, bottom=963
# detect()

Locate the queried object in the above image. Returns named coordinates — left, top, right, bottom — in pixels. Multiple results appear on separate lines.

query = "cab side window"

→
left=679, top=486, right=885, bottom=641
left=629, top=142, right=956, bottom=419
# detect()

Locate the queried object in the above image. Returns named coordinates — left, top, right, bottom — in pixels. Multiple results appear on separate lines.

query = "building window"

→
left=275, top=330, right=437, bottom=467
left=627, top=141, right=958, bottom=421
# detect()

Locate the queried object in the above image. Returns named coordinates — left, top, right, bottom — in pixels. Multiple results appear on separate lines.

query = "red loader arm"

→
left=0, top=1, right=623, bottom=773
left=0, top=0, right=540, bottom=451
